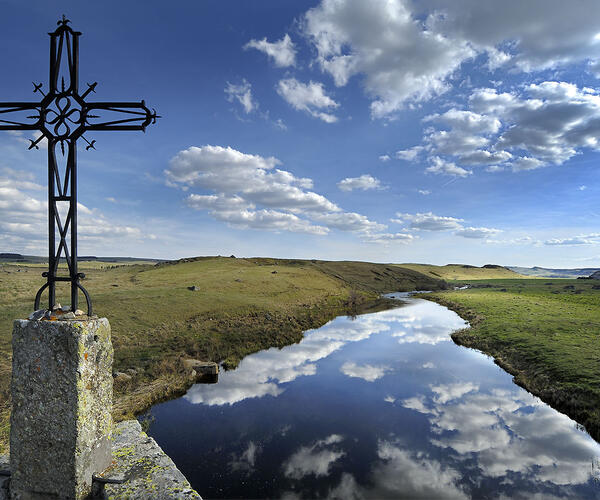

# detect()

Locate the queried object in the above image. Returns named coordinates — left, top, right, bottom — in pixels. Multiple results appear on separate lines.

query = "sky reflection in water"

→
left=147, top=298, right=600, bottom=499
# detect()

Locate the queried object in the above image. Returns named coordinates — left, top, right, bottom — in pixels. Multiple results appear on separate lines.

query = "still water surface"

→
left=146, top=296, right=600, bottom=499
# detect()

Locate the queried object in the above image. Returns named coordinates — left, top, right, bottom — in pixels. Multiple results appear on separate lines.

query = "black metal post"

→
left=48, top=141, right=56, bottom=309
left=70, top=140, right=78, bottom=311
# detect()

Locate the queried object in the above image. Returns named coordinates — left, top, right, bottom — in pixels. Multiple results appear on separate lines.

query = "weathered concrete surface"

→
left=10, top=318, right=113, bottom=499
left=0, top=422, right=201, bottom=499
left=95, top=420, right=201, bottom=499
left=0, top=455, right=9, bottom=500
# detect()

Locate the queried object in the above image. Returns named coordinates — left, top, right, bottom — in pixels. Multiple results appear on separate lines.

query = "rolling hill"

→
left=396, top=263, right=524, bottom=281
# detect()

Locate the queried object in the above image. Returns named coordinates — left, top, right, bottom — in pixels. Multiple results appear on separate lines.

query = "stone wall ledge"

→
left=0, top=420, right=201, bottom=499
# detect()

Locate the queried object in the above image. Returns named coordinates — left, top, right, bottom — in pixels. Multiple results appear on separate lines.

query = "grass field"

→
left=425, top=277, right=600, bottom=441
left=0, top=256, right=445, bottom=452
left=397, top=263, right=525, bottom=280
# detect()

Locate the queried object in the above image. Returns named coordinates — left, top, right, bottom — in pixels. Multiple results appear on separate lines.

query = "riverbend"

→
left=145, top=296, right=600, bottom=499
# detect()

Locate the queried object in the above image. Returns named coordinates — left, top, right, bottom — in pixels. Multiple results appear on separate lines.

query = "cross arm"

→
left=84, top=101, right=159, bottom=132
left=0, top=102, right=41, bottom=130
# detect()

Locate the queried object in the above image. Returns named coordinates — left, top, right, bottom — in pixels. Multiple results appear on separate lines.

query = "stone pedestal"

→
left=10, top=318, right=113, bottom=500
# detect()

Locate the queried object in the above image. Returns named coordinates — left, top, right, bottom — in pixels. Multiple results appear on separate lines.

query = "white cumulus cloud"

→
left=304, top=0, right=474, bottom=118
left=393, top=212, right=464, bottom=231
left=244, top=34, right=297, bottom=67
left=337, top=174, right=382, bottom=192
left=426, top=157, right=472, bottom=177
left=363, top=232, right=414, bottom=244
left=396, top=146, right=424, bottom=161
left=225, top=79, right=257, bottom=114
left=276, top=78, right=339, bottom=123
left=301, top=0, right=600, bottom=118
left=392, top=212, right=500, bottom=241
left=400, top=81, right=600, bottom=176
left=166, top=145, right=383, bottom=236
left=544, top=234, right=600, bottom=246
left=455, top=227, right=502, bottom=239
left=0, top=167, right=156, bottom=254
left=310, top=211, right=385, bottom=233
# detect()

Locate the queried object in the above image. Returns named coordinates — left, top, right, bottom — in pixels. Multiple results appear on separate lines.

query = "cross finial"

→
left=58, top=15, right=70, bottom=27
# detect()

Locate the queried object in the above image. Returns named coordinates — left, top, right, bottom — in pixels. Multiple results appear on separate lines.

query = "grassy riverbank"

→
left=425, top=278, right=600, bottom=441
left=0, top=256, right=445, bottom=452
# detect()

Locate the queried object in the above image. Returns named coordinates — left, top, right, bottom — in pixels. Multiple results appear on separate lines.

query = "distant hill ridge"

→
left=397, top=263, right=521, bottom=280
left=508, top=266, right=600, bottom=278
left=0, top=253, right=162, bottom=264
left=0, top=253, right=23, bottom=259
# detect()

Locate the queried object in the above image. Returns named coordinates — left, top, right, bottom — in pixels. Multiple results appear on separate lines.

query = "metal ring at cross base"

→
left=33, top=282, right=50, bottom=311
left=33, top=281, right=93, bottom=317
left=77, top=282, right=93, bottom=316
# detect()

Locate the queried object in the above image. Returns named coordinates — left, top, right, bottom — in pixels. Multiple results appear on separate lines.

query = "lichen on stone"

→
left=100, top=420, right=201, bottom=499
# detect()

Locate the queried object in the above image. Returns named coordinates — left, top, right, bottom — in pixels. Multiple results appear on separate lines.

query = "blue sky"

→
left=1, top=0, right=600, bottom=267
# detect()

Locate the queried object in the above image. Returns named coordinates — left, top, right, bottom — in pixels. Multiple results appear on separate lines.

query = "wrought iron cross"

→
left=0, top=16, right=158, bottom=315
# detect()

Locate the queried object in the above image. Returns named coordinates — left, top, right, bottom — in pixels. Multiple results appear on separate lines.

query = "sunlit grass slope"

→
left=397, top=263, right=525, bottom=280
left=3, top=256, right=442, bottom=369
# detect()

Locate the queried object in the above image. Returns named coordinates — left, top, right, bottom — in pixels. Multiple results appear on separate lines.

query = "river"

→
left=144, top=295, right=600, bottom=499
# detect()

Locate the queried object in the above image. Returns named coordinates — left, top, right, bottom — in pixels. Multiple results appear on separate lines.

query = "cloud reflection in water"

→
left=185, top=300, right=466, bottom=406
left=402, top=383, right=600, bottom=488
left=151, top=298, right=600, bottom=499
